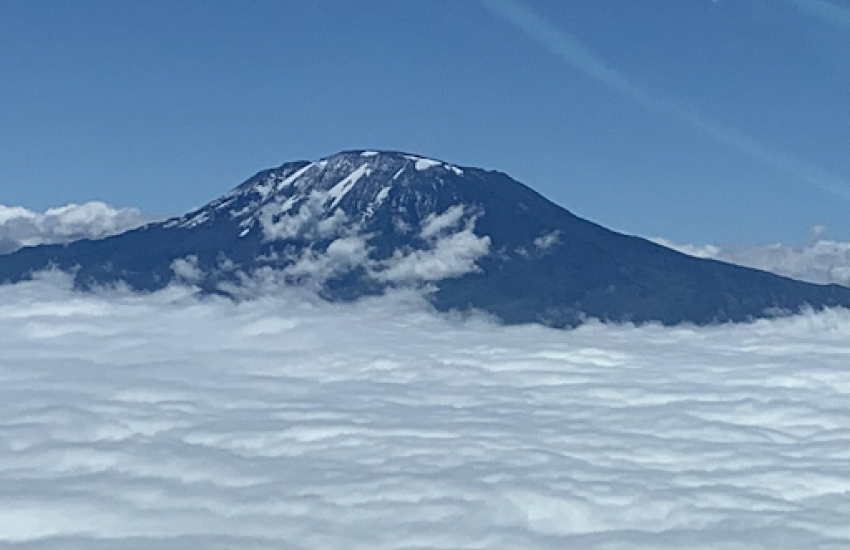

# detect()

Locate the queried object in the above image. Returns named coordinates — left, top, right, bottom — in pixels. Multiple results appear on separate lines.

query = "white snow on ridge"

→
left=179, top=211, right=210, bottom=229
left=173, top=164, right=319, bottom=231
left=416, top=159, right=442, bottom=172
left=211, top=197, right=236, bottom=212
left=276, top=162, right=315, bottom=192
left=360, top=151, right=379, bottom=157
left=252, top=177, right=276, bottom=201
left=404, top=154, right=442, bottom=171
left=277, top=194, right=302, bottom=215
left=415, top=158, right=441, bottom=171
left=326, top=163, right=371, bottom=209
left=365, top=186, right=392, bottom=217
left=401, top=154, right=462, bottom=174
left=3, top=276, right=850, bottom=548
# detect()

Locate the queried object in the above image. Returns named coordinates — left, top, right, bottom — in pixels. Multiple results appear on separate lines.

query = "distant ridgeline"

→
left=3, top=150, right=850, bottom=327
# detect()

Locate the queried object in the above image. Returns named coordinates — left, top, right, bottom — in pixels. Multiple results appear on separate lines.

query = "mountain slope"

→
left=3, top=150, right=850, bottom=326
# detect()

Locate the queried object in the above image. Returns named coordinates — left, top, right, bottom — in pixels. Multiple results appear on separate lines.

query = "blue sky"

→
left=2, top=0, right=849, bottom=245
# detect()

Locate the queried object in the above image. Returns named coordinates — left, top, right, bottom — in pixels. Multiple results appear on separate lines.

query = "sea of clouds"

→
left=2, top=271, right=850, bottom=549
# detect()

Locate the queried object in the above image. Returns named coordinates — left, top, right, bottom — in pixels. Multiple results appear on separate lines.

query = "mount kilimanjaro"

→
left=3, top=150, right=850, bottom=326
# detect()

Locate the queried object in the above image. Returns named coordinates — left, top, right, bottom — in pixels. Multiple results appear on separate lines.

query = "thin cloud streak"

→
left=781, top=0, right=850, bottom=30
left=479, top=0, right=850, bottom=201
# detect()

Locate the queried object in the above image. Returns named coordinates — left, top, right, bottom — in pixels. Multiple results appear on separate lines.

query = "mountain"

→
left=3, top=150, right=850, bottom=326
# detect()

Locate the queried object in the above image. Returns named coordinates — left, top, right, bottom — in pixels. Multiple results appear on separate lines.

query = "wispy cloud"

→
left=780, top=0, right=850, bottom=30
left=478, top=0, right=850, bottom=201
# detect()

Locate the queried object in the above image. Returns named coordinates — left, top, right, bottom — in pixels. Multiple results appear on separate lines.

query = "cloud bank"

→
left=0, top=202, right=153, bottom=254
left=654, top=234, right=850, bottom=286
left=2, top=274, right=850, bottom=548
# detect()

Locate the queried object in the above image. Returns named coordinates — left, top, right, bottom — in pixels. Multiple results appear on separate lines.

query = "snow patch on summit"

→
left=365, top=186, right=392, bottom=218
left=327, top=163, right=371, bottom=209
left=276, top=162, right=315, bottom=192
left=415, top=159, right=441, bottom=171
left=374, top=186, right=391, bottom=205
left=404, top=155, right=441, bottom=171
left=178, top=211, right=210, bottom=229
left=401, top=155, right=462, bottom=175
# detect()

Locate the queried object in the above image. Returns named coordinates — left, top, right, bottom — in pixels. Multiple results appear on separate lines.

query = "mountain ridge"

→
left=3, top=149, right=850, bottom=327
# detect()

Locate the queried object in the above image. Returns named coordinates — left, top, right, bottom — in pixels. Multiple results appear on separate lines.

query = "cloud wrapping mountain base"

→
left=2, top=275, right=850, bottom=549
left=654, top=235, right=850, bottom=287
left=0, top=203, right=152, bottom=254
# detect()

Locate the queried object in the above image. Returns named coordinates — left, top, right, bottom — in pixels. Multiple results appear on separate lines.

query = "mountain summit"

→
left=3, top=150, right=850, bottom=326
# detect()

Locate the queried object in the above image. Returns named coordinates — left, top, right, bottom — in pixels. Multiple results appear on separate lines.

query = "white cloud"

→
left=2, top=274, right=850, bottom=548
left=533, top=229, right=561, bottom=251
left=258, top=192, right=351, bottom=242
left=420, top=204, right=466, bottom=239
left=171, top=255, right=204, bottom=284
left=283, top=235, right=371, bottom=284
left=780, top=0, right=850, bottom=31
left=0, top=202, right=153, bottom=254
left=373, top=207, right=491, bottom=283
left=653, top=234, right=850, bottom=286
left=258, top=203, right=492, bottom=287
left=375, top=227, right=491, bottom=283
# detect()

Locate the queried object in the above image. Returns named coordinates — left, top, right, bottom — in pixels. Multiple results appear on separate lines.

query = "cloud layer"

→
left=654, top=235, right=850, bottom=286
left=0, top=202, right=153, bottom=254
left=2, top=274, right=850, bottom=548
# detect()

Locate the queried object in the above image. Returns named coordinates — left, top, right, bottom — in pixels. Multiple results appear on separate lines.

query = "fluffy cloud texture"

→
left=0, top=202, right=153, bottom=254
left=654, top=234, right=850, bottom=286
left=257, top=201, right=491, bottom=286
left=373, top=207, right=491, bottom=283
left=2, top=273, right=850, bottom=548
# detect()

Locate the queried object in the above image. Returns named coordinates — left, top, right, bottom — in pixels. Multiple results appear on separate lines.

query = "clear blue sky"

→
left=2, top=0, right=849, bottom=244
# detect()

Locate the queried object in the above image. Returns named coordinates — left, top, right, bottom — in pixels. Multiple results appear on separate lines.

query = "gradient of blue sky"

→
left=2, top=0, right=849, bottom=244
